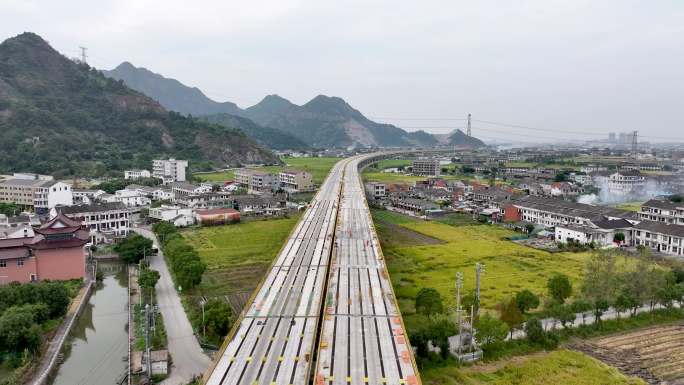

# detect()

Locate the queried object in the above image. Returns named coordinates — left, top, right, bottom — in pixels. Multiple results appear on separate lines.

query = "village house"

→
left=124, top=169, right=151, bottom=180
left=631, top=221, right=684, bottom=256
left=389, top=196, right=439, bottom=216
left=57, top=202, right=130, bottom=244
left=0, top=212, right=89, bottom=284
left=0, top=214, right=40, bottom=239
left=278, top=169, right=314, bottom=192
left=195, top=208, right=241, bottom=225
left=639, top=199, right=684, bottom=225
left=365, top=182, right=386, bottom=199
left=235, top=169, right=277, bottom=194
left=148, top=205, right=195, bottom=227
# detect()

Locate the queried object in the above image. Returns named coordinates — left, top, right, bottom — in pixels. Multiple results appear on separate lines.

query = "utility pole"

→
left=475, top=263, right=485, bottom=306
left=455, top=271, right=463, bottom=354
left=145, top=303, right=151, bottom=377
left=78, top=46, right=88, bottom=64
left=467, top=113, right=472, bottom=137
left=631, top=130, right=638, bottom=159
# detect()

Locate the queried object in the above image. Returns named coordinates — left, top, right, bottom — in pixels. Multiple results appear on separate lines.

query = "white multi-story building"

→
left=152, top=159, right=188, bottom=184
left=148, top=205, right=195, bottom=227
left=114, top=189, right=151, bottom=207
left=124, top=169, right=151, bottom=180
left=278, top=169, right=314, bottom=192
left=631, top=221, right=684, bottom=256
left=171, top=182, right=212, bottom=204
left=607, top=171, right=645, bottom=195
left=412, top=159, right=441, bottom=176
left=639, top=199, right=684, bottom=225
left=57, top=202, right=130, bottom=244
left=0, top=178, right=73, bottom=214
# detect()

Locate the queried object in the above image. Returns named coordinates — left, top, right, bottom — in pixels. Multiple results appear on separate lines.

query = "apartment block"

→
left=0, top=178, right=73, bottom=214
left=412, top=159, right=441, bottom=176
left=152, top=159, right=188, bottom=184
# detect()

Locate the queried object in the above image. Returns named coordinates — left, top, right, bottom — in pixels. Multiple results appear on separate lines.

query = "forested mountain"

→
left=242, top=94, right=454, bottom=148
left=200, top=113, right=308, bottom=150
left=0, top=33, right=279, bottom=177
left=102, top=62, right=486, bottom=149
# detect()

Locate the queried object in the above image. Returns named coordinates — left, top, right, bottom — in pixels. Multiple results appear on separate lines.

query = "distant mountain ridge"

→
left=102, top=61, right=485, bottom=149
left=102, top=62, right=243, bottom=116
left=0, top=33, right=279, bottom=177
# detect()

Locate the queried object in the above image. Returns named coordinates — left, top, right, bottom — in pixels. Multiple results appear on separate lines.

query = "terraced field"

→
left=575, top=324, right=684, bottom=384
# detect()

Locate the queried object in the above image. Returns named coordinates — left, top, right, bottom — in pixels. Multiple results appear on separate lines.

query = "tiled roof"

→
left=635, top=220, right=684, bottom=237
left=59, top=202, right=127, bottom=214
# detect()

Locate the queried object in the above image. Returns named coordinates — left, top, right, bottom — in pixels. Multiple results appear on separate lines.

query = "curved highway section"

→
left=204, top=154, right=419, bottom=385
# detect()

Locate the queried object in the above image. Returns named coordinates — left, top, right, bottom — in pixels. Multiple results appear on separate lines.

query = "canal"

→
left=49, top=262, right=129, bottom=385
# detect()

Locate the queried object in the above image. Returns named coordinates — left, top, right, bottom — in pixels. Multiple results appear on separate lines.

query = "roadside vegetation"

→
left=156, top=215, right=300, bottom=347
left=0, top=280, right=80, bottom=384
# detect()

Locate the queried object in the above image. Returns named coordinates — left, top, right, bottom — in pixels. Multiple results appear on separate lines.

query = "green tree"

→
left=548, top=274, right=573, bottom=304
left=613, top=232, right=625, bottom=244
left=176, top=259, right=206, bottom=290
left=427, top=315, right=457, bottom=359
left=613, top=293, right=631, bottom=321
left=0, top=307, right=42, bottom=353
left=139, top=268, right=160, bottom=290
left=475, top=314, right=509, bottom=347
left=570, top=299, right=592, bottom=325
left=550, top=303, right=575, bottom=329
left=415, top=288, right=444, bottom=316
left=114, top=234, right=153, bottom=264
left=153, top=221, right=178, bottom=243
left=515, top=290, right=540, bottom=314
left=204, top=299, right=233, bottom=342
left=0, top=202, right=19, bottom=216
left=500, top=298, right=524, bottom=338
left=524, top=317, right=545, bottom=344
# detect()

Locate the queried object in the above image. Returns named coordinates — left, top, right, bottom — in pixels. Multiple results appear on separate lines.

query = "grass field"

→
left=182, top=215, right=301, bottom=296
left=373, top=209, right=593, bottom=313
left=613, top=201, right=644, bottom=212
left=196, top=156, right=341, bottom=184
left=421, top=349, right=645, bottom=385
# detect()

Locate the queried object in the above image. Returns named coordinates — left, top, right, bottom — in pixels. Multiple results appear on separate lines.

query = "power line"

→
left=78, top=46, right=87, bottom=64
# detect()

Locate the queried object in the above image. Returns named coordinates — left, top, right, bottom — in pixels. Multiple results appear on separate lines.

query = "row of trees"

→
left=153, top=222, right=206, bottom=291
left=474, top=252, right=684, bottom=356
left=0, top=281, right=72, bottom=361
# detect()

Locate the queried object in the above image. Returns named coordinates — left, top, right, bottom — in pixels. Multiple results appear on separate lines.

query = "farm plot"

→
left=182, top=215, right=301, bottom=297
left=421, top=349, right=645, bottom=385
left=372, top=210, right=593, bottom=313
left=574, top=324, right=684, bottom=384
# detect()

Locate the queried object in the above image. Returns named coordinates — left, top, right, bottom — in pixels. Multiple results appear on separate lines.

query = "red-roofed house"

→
left=0, top=212, right=89, bottom=284
left=195, top=208, right=241, bottom=226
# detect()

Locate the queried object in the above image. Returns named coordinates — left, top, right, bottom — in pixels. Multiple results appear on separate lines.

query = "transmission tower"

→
left=78, top=46, right=88, bottom=64
left=467, top=113, right=472, bottom=137
left=631, top=130, right=638, bottom=159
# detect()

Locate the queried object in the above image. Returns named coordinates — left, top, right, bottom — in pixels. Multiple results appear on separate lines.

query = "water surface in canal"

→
left=50, top=262, right=128, bottom=385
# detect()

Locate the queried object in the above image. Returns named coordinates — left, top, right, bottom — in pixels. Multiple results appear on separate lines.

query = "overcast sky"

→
left=2, top=0, right=683, bottom=143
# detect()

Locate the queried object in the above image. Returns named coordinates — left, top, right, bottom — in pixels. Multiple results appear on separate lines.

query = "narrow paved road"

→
left=134, top=227, right=210, bottom=385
